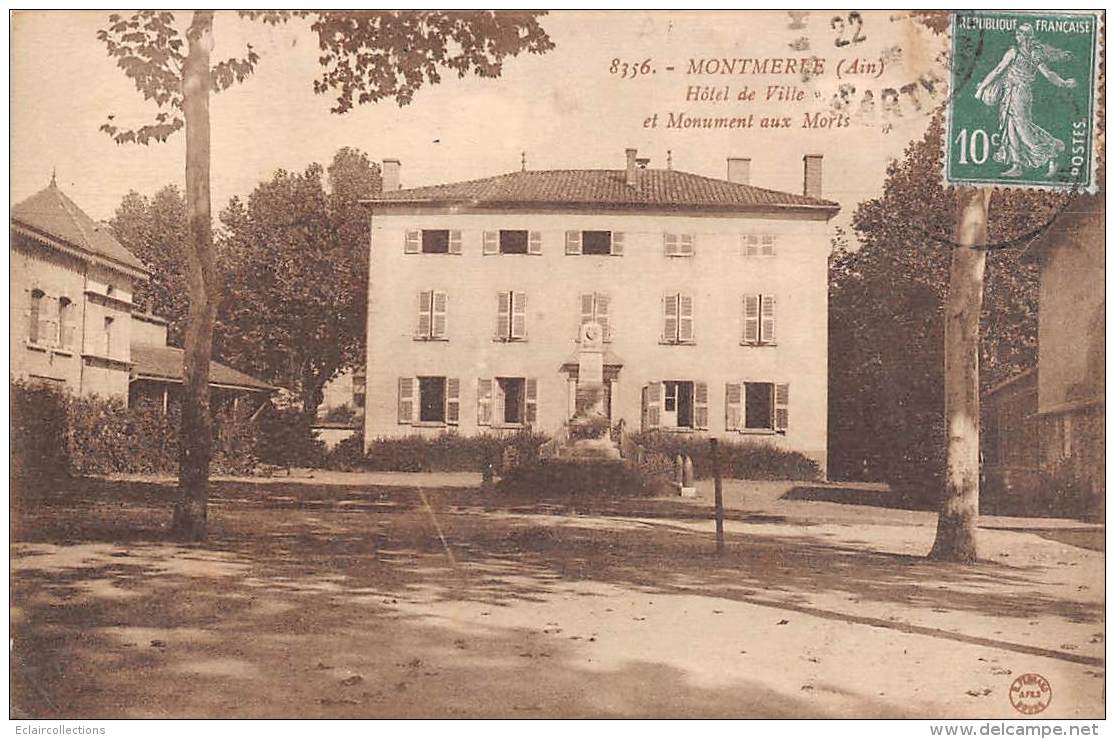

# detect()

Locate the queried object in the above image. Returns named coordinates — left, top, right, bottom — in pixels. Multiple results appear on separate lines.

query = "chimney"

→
left=802, top=154, right=823, bottom=199
left=726, top=157, right=751, bottom=185
left=382, top=158, right=401, bottom=191
left=625, top=148, right=638, bottom=187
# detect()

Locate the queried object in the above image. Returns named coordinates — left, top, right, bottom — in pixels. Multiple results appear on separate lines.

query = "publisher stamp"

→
left=945, top=10, right=1101, bottom=191
left=1009, top=673, right=1053, bottom=715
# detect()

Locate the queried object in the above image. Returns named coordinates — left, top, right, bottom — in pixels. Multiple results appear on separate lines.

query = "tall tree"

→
left=109, top=186, right=190, bottom=346
left=215, top=149, right=379, bottom=414
left=99, top=10, right=554, bottom=539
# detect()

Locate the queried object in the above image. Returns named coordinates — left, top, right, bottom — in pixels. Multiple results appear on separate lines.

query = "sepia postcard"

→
left=8, top=9, right=1106, bottom=726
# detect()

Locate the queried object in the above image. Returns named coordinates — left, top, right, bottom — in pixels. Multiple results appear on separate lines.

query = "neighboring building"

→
left=12, top=179, right=273, bottom=409
left=362, top=150, right=839, bottom=472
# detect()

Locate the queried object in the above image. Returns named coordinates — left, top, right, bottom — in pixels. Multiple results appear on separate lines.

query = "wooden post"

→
left=711, top=438, right=724, bottom=555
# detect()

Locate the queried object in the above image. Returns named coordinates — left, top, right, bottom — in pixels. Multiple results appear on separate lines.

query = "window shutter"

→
left=528, top=231, right=543, bottom=255
left=398, top=377, right=415, bottom=423
left=743, top=294, right=760, bottom=344
left=511, top=292, right=527, bottom=339
left=432, top=291, right=448, bottom=338
left=580, top=293, right=595, bottom=333
left=694, top=381, right=709, bottom=429
left=761, top=234, right=776, bottom=256
left=446, top=377, right=460, bottom=425
left=483, top=231, right=498, bottom=256
left=642, top=382, right=662, bottom=431
left=775, top=383, right=789, bottom=431
left=664, top=232, right=678, bottom=257
left=477, top=379, right=493, bottom=426
left=680, top=233, right=694, bottom=256
left=725, top=383, right=742, bottom=431
left=525, top=378, right=538, bottom=425
left=662, top=295, right=679, bottom=342
left=595, top=293, right=611, bottom=342
left=416, top=290, right=433, bottom=338
left=742, top=233, right=759, bottom=257
left=405, top=230, right=420, bottom=254
left=496, top=291, right=511, bottom=340
left=493, top=379, right=505, bottom=426
left=610, top=231, right=624, bottom=256
left=449, top=230, right=462, bottom=255
left=678, top=294, right=694, bottom=343
left=761, top=295, right=776, bottom=344
left=565, top=230, right=582, bottom=255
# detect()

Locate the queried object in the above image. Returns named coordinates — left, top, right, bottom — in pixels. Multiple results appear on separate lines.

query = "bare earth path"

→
left=10, top=474, right=1104, bottom=718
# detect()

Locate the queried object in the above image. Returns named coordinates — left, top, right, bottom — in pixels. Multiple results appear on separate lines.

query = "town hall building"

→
left=362, top=150, right=839, bottom=472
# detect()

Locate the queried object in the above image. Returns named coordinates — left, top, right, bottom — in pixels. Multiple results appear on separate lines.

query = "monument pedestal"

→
left=557, top=321, right=621, bottom=460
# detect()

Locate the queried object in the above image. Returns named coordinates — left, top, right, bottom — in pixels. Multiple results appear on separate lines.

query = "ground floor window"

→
left=734, top=381, right=789, bottom=433
left=418, top=376, right=447, bottom=423
left=642, top=380, right=708, bottom=431
left=664, top=380, right=694, bottom=428
left=745, top=382, right=774, bottom=431
left=497, top=377, right=525, bottom=425
left=398, top=376, right=459, bottom=425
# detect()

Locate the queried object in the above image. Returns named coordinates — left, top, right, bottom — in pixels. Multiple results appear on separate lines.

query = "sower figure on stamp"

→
left=975, top=23, right=1077, bottom=178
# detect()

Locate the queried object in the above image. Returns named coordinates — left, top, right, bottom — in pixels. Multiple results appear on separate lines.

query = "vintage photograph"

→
left=9, top=9, right=1105, bottom=722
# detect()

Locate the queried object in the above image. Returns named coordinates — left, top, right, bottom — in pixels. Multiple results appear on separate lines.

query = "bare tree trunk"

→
left=929, top=187, right=991, bottom=562
left=171, top=10, right=218, bottom=541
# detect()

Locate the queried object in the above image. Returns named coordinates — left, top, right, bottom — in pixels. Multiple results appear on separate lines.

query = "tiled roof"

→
left=369, top=169, right=838, bottom=212
left=131, top=344, right=275, bottom=392
left=11, top=181, right=148, bottom=273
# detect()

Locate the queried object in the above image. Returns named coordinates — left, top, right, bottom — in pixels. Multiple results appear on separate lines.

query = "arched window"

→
left=29, top=289, right=44, bottom=344
left=58, top=297, right=75, bottom=349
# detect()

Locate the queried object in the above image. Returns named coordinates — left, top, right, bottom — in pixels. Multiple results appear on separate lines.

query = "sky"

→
left=11, top=11, right=943, bottom=230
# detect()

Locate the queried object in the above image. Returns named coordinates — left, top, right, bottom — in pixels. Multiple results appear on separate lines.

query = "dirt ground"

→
left=9, top=474, right=1105, bottom=719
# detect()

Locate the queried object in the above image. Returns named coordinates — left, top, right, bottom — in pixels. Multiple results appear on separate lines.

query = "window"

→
left=478, top=377, right=537, bottom=427
left=28, top=289, right=44, bottom=344
left=415, top=290, right=448, bottom=340
left=484, top=230, right=542, bottom=255
left=58, top=298, right=75, bottom=349
left=742, top=294, right=777, bottom=345
left=495, top=291, right=528, bottom=341
left=664, top=233, right=695, bottom=257
left=733, top=382, right=789, bottom=433
left=405, top=229, right=461, bottom=254
left=661, top=293, right=694, bottom=344
left=641, top=380, right=708, bottom=431
left=103, top=316, right=114, bottom=357
left=565, top=230, right=624, bottom=256
left=742, top=233, right=776, bottom=256
left=579, top=292, right=612, bottom=341
left=397, top=376, right=459, bottom=425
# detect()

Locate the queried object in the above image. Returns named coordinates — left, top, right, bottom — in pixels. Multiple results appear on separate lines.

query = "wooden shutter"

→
left=761, top=295, right=776, bottom=344
left=595, top=293, right=611, bottom=342
left=662, top=295, right=678, bottom=342
left=404, top=230, right=421, bottom=254
left=743, top=294, right=760, bottom=344
left=525, top=378, right=538, bottom=425
left=398, top=377, right=415, bottom=423
left=446, top=377, right=460, bottom=425
left=496, top=291, right=511, bottom=340
left=580, top=293, right=595, bottom=333
left=725, top=382, right=742, bottom=431
left=448, top=230, right=462, bottom=254
left=528, top=231, right=543, bottom=255
left=775, top=383, right=789, bottom=431
left=678, top=294, right=694, bottom=342
left=483, top=231, right=498, bottom=255
left=416, top=290, right=432, bottom=338
left=761, top=234, right=775, bottom=256
left=642, top=382, right=662, bottom=431
left=432, top=291, right=448, bottom=338
left=493, top=379, right=505, bottom=426
left=680, top=233, right=694, bottom=256
left=694, top=381, right=709, bottom=429
left=511, top=292, right=527, bottom=339
left=611, top=231, right=624, bottom=256
left=742, top=233, right=759, bottom=257
left=565, top=230, right=582, bottom=255
left=477, top=379, right=493, bottom=426
left=664, top=232, right=679, bottom=257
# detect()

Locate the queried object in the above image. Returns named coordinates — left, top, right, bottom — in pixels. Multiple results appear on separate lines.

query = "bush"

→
left=320, top=404, right=359, bottom=425
left=497, top=459, right=664, bottom=500
left=255, top=406, right=324, bottom=470
left=328, top=431, right=549, bottom=473
left=630, top=431, right=821, bottom=481
left=10, top=381, right=68, bottom=481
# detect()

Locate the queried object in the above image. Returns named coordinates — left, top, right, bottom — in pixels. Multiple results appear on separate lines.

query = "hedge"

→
left=497, top=458, right=673, bottom=500
left=629, top=431, right=821, bottom=481
left=324, top=431, right=549, bottom=473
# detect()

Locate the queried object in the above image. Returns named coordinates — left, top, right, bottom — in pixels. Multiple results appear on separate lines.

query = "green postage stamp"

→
left=945, top=10, right=1101, bottom=192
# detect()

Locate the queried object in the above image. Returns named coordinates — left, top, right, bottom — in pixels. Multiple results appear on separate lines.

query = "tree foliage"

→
left=109, top=186, right=190, bottom=345
left=828, top=115, right=1072, bottom=490
left=215, top=148, right=380, bottom=414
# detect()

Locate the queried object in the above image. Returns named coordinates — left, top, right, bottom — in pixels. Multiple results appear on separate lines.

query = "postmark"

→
left=1009, top=673, right=1053, bottom=715
left=945, top=10, right=1101, bottom=192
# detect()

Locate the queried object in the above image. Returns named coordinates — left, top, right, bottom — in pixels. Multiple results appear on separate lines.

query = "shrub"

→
left=255, top=406, right=324, bottom=470
left=10, top=380, right=68, bottom=482
left=331, top=431, right=549, bottom=473
left=497, top=459, right=663, bottom=500
left=320, top=404, right=359, bottom=425
left=323, top=430, right=366, bottom=471
left=629, top=431, right=821, bottom=481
